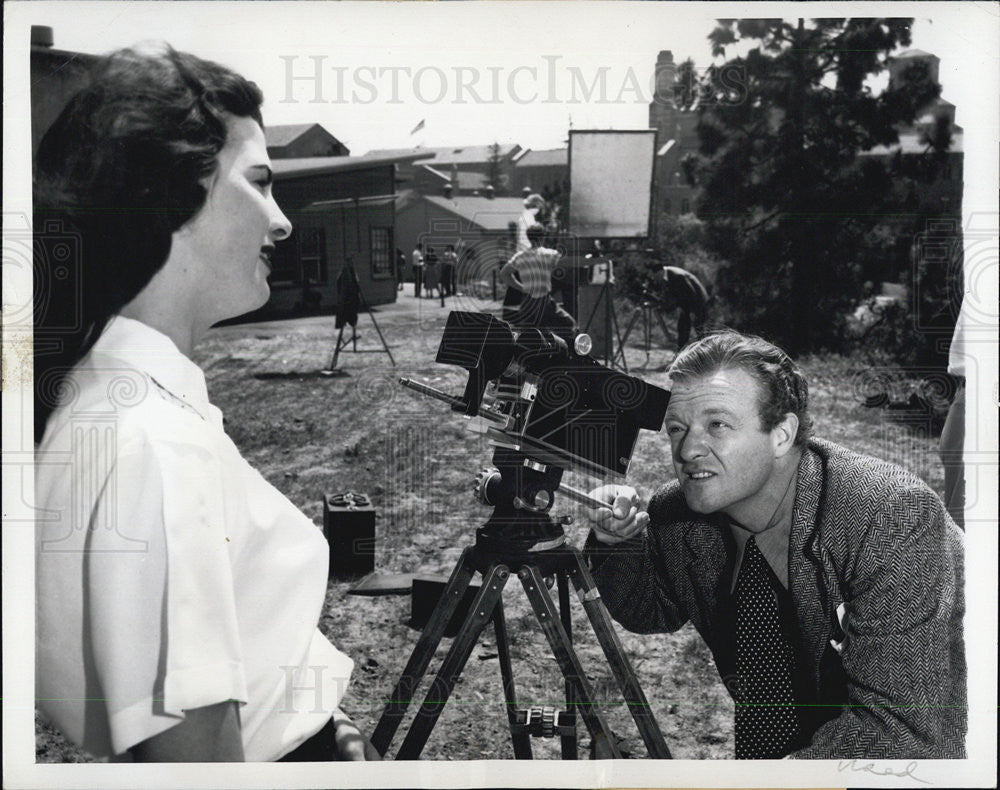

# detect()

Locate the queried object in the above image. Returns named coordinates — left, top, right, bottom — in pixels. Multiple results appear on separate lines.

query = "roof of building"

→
left=272, top=151, right=434, bottom=179
left=894, top=48, right=938, bottom=60
left=924, top=96, right=956, bottom=111
left=265, top=123, right=339, bottom=148
left=514, top=148, right=568, bottom=167
left=420, top=195, right=527, bottom=230
left=365, top=143, right=522, bottom=165
left=31, top=45, right=100, bottom=67
left=860, top=130, right=964, bottom=157
left=420, top=165, right=490, bottom=190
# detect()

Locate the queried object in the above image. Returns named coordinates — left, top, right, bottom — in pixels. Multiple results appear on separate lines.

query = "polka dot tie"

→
left=734, top=536, right=801, bottom=759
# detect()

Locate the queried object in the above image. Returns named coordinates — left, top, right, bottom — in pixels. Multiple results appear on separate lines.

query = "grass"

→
left=36, top=294, right=948, bottom=762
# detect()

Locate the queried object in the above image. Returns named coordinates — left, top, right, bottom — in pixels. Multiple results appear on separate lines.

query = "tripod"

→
left=371, top=526, right=671, bottom=760
left=617, top=291, right=673, bottom=370
left=327, top=263, right=395, bottom=371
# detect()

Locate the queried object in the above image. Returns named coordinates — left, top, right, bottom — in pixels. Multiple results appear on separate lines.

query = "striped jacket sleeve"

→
left=585, top=487, right=691, bottom=635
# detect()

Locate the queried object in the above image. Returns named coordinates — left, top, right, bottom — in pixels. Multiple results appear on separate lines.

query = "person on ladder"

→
left=499, top=223, right=577, bottom=347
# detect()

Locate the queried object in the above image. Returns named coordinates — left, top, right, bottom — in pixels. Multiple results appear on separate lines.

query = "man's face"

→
left=664, top=367, right=781, bottom=524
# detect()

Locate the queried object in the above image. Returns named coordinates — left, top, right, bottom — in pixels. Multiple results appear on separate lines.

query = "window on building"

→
left=681, top=198, right=691, bottom=214
left=299, top=227, right=327, bottom=284
left=663, top=198, right=672, bottom=214
left=370, top=227, right=393, bottom=279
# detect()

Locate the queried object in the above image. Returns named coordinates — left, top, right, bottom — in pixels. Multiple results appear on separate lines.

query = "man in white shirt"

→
left=411, top=243, right=425, bottom=298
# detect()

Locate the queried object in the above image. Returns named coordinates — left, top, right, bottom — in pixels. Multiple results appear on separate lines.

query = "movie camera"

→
left=400, top=310, right=669, bottom=552
left=372, top=311, right=673, bottom=760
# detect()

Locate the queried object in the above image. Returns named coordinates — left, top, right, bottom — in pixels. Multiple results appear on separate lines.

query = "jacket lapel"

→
left=684, top=518, right=735, bottom=669
left=789, top=447, right=840, bottom=688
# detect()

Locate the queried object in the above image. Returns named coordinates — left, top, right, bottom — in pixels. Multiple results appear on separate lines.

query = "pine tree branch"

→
left=740, top=209, right=783, bottom=233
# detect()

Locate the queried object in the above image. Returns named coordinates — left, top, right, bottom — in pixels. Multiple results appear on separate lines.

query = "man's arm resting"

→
left=130, top=700, right=244, bottom=762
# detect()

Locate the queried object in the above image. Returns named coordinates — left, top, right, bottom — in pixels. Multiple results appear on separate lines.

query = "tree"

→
left=486, top=141, right=504, bottom=195
left=857, top=112, right=961, bottom=366
left=688, top=18, right=940, bottom=351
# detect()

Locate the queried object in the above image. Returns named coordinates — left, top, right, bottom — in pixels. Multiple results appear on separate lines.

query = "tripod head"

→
left=400, top=311, right=670, bottom=557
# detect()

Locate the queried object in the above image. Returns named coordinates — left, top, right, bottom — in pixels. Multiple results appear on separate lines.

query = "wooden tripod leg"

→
left=396, top=564, right=511, bottom=759
left=371, top=548, right=477, bottom=755
left=329, top=325, right=346, bottom=370
left=556, top=572, right=578, bottom=759
left=518, top=566, right=621, bottom=759
left=493, top=598, right=532, bottom=759
left=567, top=549, right=672, bottom=758
left=655, top=311, right=673, bottom=351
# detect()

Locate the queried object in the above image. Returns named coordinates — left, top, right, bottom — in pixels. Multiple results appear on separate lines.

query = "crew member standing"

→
left=396, top=248, right=406, bottom=291
left=441, top=245, right=458, bottom=297
left=424, top=246, right=440, bottom=299
left=411, top=243, right=424, bottom=298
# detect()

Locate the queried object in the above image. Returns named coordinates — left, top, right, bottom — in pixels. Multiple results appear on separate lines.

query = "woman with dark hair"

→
left=34, top=45, right=376, bottom=763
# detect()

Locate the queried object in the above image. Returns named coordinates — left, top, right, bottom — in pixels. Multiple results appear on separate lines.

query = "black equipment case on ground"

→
left=323, top=491, right=376, bottom=576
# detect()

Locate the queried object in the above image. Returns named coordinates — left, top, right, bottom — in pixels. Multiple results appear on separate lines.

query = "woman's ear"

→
left=772, top=412, right=799, bottom=458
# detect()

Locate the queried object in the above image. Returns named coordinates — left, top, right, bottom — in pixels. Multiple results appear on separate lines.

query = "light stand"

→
left=327, top=263, right=396, bottom=371
left=579, top=256, right=628, bottom=373
left=616, top=286, right=673, bottom=370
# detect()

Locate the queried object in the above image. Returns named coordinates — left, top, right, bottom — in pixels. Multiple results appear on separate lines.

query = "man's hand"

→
left=585, top=484, right=649, bottom=544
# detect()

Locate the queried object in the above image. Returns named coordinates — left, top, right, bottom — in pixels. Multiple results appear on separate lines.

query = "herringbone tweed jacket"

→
left=588, top=438, right=966, bottom=758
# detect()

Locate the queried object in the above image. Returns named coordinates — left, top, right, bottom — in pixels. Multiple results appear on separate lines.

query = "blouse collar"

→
left=90, top=316, right=215, bottom=423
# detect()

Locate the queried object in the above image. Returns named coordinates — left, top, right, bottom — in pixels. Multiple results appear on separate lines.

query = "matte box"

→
left=323, top=492, right=376, bottom=577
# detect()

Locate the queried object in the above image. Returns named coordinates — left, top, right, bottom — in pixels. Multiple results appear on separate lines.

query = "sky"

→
left=16, top=2, right=990, bottom=155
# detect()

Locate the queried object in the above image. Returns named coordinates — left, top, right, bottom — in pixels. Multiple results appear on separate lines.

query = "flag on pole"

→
left=409, top=119, right=425, bottom=135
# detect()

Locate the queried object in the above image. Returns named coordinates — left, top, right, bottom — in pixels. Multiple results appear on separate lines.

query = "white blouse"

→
left=35, top=316, right=353, bottom=761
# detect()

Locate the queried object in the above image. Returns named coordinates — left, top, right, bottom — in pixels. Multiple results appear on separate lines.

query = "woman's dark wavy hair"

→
left=667, top=330, right=814, bottom=445
left=33, top=44, right=263, bottom=440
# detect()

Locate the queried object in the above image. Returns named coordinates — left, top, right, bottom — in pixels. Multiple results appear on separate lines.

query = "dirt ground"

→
left=36, top=288, right=949, bottom=762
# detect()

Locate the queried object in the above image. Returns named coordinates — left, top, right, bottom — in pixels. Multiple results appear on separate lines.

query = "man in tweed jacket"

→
left=586, top=331, right=966, bottom=759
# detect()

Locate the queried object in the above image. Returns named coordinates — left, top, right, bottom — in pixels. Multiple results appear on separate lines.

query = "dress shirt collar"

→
left=90, top=316, right=216, bottom=424
left=725, top=452, right=807, bottom=591
left=728, top=516, right=791, bottom=592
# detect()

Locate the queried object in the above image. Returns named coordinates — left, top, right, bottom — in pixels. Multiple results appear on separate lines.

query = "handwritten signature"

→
left=838, top=759, right=929, bottom=784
